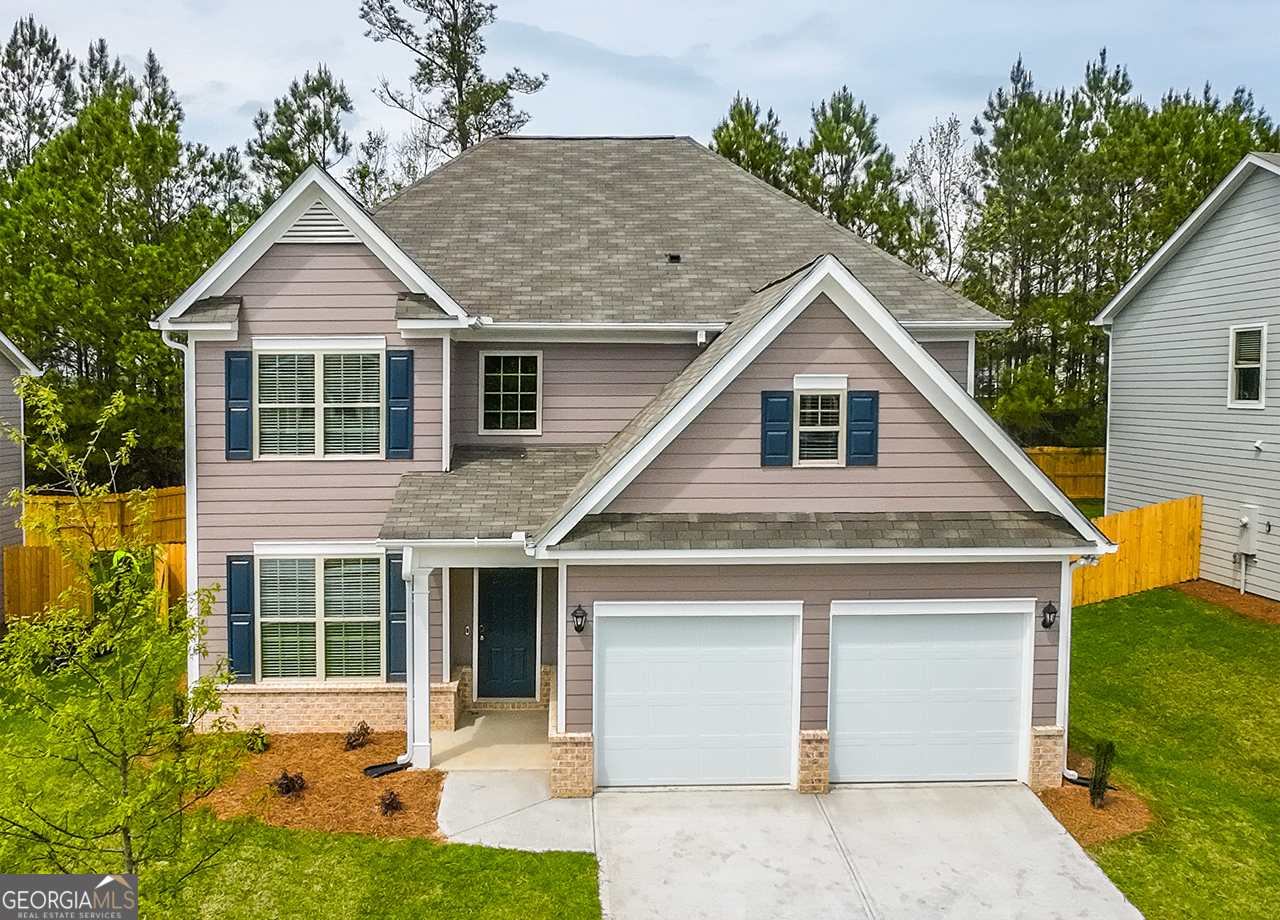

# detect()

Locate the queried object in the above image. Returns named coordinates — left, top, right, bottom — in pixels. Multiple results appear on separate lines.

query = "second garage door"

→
left=829, top=599, right=1032, bottom=783
left=594, top=603, right=799, bottom=786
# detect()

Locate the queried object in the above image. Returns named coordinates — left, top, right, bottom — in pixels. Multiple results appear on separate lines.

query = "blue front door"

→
left=477, top=568, right=538, bottom=698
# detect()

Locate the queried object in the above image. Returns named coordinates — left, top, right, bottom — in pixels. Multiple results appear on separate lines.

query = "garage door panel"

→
left=830, top=611, right=1026, bottom=783
left=597, top=614, right=795, bottom=786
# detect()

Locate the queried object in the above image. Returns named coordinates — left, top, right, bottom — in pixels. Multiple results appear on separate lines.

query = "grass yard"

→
left=1072, top=497, right=1105, bottom=519
left=1070, top=587, right=1280, bottom=919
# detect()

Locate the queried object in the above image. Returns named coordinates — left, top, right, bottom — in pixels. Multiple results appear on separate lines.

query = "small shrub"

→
left=245, top=724, right=270, bottom=753
left=378, top=789, right=403, bottom=816
left=268, top=770, right=306, bottom=797
left=1090, top=740, right=1116, bottom=808
left=344, top=720, right=373, bottom=751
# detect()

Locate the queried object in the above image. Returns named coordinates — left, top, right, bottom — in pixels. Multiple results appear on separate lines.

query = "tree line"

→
left=1, top=3, right=1277, bottom=487
left=712, top=51, right=1279, bottom=446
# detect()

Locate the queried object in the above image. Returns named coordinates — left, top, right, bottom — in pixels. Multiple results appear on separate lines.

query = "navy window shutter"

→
left=386, top=553, right=407, bottom=682
left=761, top=391, right=793, bottom=466
left=386, top=350, right=413, bottom=459
left=225, top=352, right=253, bottom=460
left=847, top=390, right=879, bottom=466
left=226, top=555, right=254, bottom=683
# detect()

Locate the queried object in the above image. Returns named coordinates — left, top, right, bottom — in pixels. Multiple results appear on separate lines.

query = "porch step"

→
left=468, top=698, right=549, bottom=712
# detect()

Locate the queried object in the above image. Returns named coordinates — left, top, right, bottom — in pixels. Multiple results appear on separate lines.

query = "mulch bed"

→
left=1038, top=749, right=1153, bottom=848
left=1175, top=578, right=1280, bottom=624
left=207, top=730, right=447, bottom=841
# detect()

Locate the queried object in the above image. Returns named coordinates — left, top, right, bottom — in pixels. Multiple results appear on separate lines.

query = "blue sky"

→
left=20, top=0, right=1280, bottom=162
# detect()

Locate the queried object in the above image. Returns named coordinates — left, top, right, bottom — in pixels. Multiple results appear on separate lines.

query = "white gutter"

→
left=397, top=546, right=415, bottom=767
left=1060, top=554, right=1101, bottom=780
left=535, top=544, right=1109, bottom=564
left=160, top=329, right=201, bottom=692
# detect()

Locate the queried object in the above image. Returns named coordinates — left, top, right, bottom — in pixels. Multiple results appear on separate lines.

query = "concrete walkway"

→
left=437, top=774, right=1144, bottom=920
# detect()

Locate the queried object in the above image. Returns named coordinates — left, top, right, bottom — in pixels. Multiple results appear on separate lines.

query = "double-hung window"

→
left=796, top=390, right=845, bottom=465
left=257, top=556, right=383, bottom=680
left=761, top=375, right=879, bottom=467
left=258, top=349, right=382, bottom=457
left=480, top=351, right=541, bottom=433
left=1229, top=325, right=1265, bottom=408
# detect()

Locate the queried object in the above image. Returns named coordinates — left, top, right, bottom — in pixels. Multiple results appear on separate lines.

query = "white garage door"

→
left=594, top=603, right=798, bottom=786
left=829, top=600, right=1031, bottom=783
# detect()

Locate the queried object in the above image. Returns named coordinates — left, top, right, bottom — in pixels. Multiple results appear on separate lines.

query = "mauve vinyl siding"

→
left=0, top=353, right=23, bottom=624
left=920, top=339, right=969, bottom=390
left=540, top=567, right=558, bottom=666
left=194, top=244, right=443, bottom=670
left=562, top=561, right=1061, bottom=733
left=453, top=341, right=699, bottom=446
left=607, top=296, right=1027, bottom=513
left=1106, top=168, right=1280, bottom=600
left=448, top=568, right=473, bottom=678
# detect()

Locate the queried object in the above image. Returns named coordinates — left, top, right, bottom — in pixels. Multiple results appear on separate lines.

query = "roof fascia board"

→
left=539, top=253, right=1111, bottom=551
left=451, top=322, right=729, bottom=345
left=901, top=320, right=1011, bottom=333
left=535, top=546, right=1097, bottom=564
left=1094, top=154, right=1279, bottom=326
left=156, top=166, right=466, bottom=327
left=0, top=331, right=41, bottom=375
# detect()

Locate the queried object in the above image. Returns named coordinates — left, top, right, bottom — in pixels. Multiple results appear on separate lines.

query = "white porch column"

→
left=409, top=564, right=435, bottom=765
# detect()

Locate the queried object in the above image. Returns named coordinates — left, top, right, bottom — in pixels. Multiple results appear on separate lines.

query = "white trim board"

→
left=594, top=600, right=803, bottom=618
left=829, top=597, right=1036, bottom=616
left=537, top=254, right=1113, bottom=554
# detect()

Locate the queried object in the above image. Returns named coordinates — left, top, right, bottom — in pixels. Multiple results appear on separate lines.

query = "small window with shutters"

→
left=1229, top=325, right=1266, bottom=408
left=761, top=381, right=878, bottom=468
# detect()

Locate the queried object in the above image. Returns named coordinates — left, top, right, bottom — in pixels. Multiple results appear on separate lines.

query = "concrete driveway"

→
left=593, top=784, right=1145, bottom=920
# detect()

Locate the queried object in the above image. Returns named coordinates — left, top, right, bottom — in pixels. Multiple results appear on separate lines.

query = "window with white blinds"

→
left=795, top=391, right=844, bottom=465
left=257, top=351, right=382, bottom=456
left=1230, top=325, right=1265, bottom=407
left=257, top=556, right=383, bottom=681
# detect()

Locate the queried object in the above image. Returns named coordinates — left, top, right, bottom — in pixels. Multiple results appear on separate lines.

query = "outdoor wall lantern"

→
left=571, top=605, right=588, bottom=633
left=1041, top=601, right=1059, bottom=629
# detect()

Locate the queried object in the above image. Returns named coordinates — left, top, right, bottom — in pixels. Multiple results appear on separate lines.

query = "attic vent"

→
left=280, top=200, right=359, bottom=243
left=665, top=253, right=682, bottom=264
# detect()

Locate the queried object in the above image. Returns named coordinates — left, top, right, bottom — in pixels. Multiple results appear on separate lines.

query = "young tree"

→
left=360, top=0, right=547, bottom=159
left=0, top=380, right=242, bottom=910
left=906, top=115, right=979, bottom=284
left=0, top=16, right=77, bottom=174
left=346, top=128, right=400, bottom=206
left=247, top=64, right=353, bottom=199
left=710, top=93, right=789, bottom=190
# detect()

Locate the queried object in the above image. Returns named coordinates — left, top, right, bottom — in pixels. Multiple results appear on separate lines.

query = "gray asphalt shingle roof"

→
left=370, top=136, right=1000, bottom=326
left=170, top=296, right=241, bottom=325
left=380, top=446, right=601, bottom=541
left=557, top=511, right=1087, bottom=551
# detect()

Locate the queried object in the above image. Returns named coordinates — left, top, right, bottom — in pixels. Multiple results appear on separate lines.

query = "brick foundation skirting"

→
left=798, top=729, right=830, bottom=794
left=550, top=732, right=594, bottom=798
left=1029, top=725, right=1065, bottom=791
left=213, top=683, right=407, bottom=734
left=430, top=681, right=461, bottom=731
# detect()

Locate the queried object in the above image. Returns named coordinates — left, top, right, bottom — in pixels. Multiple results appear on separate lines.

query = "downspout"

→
left=398, top=546, right=415, bottom=766
left=161, top=329, right=201, bottom=692
left=1061, top=554, right=1100, bottom=781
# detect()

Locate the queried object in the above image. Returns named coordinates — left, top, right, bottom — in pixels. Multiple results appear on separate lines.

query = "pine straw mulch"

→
left=1037, top=749, right=1153, bottom=848
left=207, top=730, right=447, bottom=841
left=1175, top=578, right=1280, bottom=624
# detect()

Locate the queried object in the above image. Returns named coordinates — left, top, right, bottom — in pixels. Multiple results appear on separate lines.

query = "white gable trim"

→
left=539, top=254, right=1112, bottom=552
left=0, top=331, right=41, bottom=376
left=154, top=165, right=467, bottom=328
left=1094, top=153, right=1280, bottom=326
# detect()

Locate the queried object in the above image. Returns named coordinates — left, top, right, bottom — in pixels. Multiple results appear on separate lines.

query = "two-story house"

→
left=156, top=137, right=1110, bottom=797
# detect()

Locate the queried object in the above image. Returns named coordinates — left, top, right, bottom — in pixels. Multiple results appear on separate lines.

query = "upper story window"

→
left=480, top=352, right=541, bottom=433
left=762, top=375, right=878, bottom=468
left=1229, top=325, right=1265, bottom=409
left=225, top=339, right=414, bottom=461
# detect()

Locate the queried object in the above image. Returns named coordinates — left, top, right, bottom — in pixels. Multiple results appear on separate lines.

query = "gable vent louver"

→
left=280, top=200, right=359, bottom=243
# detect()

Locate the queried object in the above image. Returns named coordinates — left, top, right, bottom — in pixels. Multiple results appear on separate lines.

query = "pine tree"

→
left=247, top=64, right=353, bottom=199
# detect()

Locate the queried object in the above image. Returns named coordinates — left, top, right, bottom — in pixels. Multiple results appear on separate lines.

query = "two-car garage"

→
left=591, top=598, right=1035, bottom=788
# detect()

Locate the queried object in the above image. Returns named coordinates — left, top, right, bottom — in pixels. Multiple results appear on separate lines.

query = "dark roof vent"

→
left=665, top=252, right=682, bottom=264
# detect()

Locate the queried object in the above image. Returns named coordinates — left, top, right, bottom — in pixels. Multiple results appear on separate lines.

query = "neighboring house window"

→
left=480, top=352, right=541, bottom=433
left=258, top=352, right=382, bottom=456
left=761, top=378, right=878, bottom=467
left=1229, top=325, right=1265, bottom=408
left=258, top=556, right=382, bottom=680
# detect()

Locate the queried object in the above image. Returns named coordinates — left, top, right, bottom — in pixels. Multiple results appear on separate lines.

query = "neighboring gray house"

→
left=0, top=332, right=40, bottom=632
left=156, top=137, right=1110, bottom=797
left=1096, top=152, right=1280, bottom=601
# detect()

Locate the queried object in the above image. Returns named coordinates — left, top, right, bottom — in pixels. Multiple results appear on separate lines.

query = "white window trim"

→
left=478, top=350, right=543, bottom=436
left=1227, top=323, right=1266, bottom=410
left=255, top=552, right=386, bottom=683
left=794, top=388, right=845, bottom=467
left=253, top=347, right=386, bottom=459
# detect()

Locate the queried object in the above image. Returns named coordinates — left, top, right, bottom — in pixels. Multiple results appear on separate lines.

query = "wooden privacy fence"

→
left=3, top=542, right=185, bottom=622
left=1025, top=447, right=1105, bottom=500
left=1074, top=495, right=1202, bottom=606
left=23, top=486, right=185, bottom=547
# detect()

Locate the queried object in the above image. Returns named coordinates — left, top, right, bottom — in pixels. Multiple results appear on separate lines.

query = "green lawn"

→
left=1072, top=497, right=1105, bottom=519
left=1070, top=588, right=1280, bottom=919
